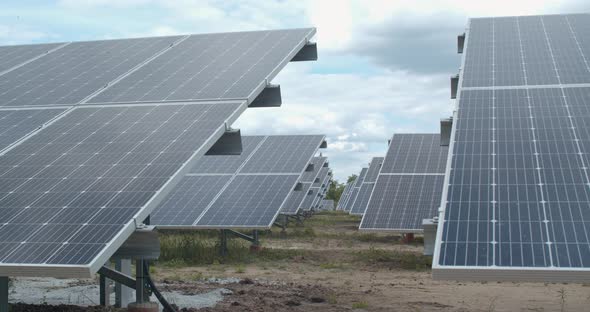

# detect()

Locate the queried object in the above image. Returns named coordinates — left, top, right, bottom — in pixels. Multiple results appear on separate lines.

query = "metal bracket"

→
left=205, top=128, right=243, bottom=155
left=450, top=75, right=459, bottom=99
left=249, top=84, right=282, bottom=107
left=457, top=33, right=465, bottom=54
left=291, top=42, right=318, bottom=62
left=112, top=225, right=160, bottom=260
left=440, top=117, right=453, bottom=146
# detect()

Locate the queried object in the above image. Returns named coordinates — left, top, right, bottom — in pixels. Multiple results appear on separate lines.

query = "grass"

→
left=352, top=248, right=432, bottom=271
left=352, top=301, right=369, bottom=309
left=157, top=231, right=307, bottom=266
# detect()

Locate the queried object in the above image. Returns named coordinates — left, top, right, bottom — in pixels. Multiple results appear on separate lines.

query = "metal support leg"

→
left=115, top=259, right=133, bottom=308
left=0, top=277, right=8, bottom=312
left=99, top=273, right=110, bottom=306
left=219, top=230, right=228, bottom=257
left=136, top=260, right=146, bottom=303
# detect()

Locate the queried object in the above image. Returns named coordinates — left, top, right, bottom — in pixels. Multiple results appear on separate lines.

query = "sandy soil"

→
left=11, top=213, right=590, bottom=311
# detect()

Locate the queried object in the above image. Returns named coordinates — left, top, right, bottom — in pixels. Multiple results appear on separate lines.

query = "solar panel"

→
left=188, top=136, right=265, bottom=174
left=0, top=43, right=65, bottom=74
left=349, top=157, right=384, bottom=215
left=365, top=157, right=384, bottom=182
left=240, top=135, right=323, bottom=173
left=380, top=134, right=447, bottom=174
left=152, top=135, right=325, bottom=228
left=300, top=187, right=319, bottom=211
left=434, top=13, right=590, bottom=282
left=0, top=27, right=316, bottom=277
left=336, top=182, right=352, bottom=211
left=360, top=134, right=447, bottom=231
left=307, top=167, right=331, bottom=211
left=344, top=168, right=367, bottom=212
left=280, top=156, right=327, bottom=215
left=0, top=108, right=67, bottom=151
left=0, top=102, right=243, bottom=275
left=88, top=29, right=316, bottom=104
left=0, top=36, right=182, bottom=107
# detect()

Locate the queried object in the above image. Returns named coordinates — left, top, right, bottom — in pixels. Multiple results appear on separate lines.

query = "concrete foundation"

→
left=128, top=301, right=159, bottom=312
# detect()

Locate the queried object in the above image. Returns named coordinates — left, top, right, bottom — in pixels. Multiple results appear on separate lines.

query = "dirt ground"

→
left=12, top=212, right=590, bottom=311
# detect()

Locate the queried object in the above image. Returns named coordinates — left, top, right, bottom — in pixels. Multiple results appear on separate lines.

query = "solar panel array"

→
left=343, top=167, right=368, bottom=212
left=151, top=135, right=325, bottom=228
left=311, top=168, right=332, bottom=209
left=359, top=134, right=447, bottom=232
left=350, top=157, right=384, bottom=215
left=305, top=165, right=332, bottom=211
left=336, top=182, right=352, bottom=211
left=280, top=156, right=327, bottom=215
left=434, top=13, right=590, bottom=282
left=0, top=28, right=316, bottom=277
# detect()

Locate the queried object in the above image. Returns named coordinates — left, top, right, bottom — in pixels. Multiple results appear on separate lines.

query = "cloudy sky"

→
left=1, top=1, right=589, bottom=181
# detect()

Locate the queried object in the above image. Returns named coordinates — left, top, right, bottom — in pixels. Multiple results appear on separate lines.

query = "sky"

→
left=1, top=0, right=589, bottom=182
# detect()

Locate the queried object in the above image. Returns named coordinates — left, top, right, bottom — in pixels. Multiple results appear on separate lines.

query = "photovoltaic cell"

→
left=89, top=29, right=315, bottom=104
left=0, top=43, right=63, bottom=73
left=0, top=36, right=181, bottom=107
left=149, top=175, right=231, bottom=226
left=0, top=108, right=66, bottom=151
left=361, top=175, right=444, bottom=231
left=380, top=134, right=447, bottom=174
left=194, top=174, right=299, bottom=228
left=240, top=135, right=324, bottom=173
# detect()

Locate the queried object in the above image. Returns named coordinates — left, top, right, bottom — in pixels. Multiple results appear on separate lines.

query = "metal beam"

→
left=98, top=266, right=136, bottom=290
left=291, top=42, right=318, bottom=62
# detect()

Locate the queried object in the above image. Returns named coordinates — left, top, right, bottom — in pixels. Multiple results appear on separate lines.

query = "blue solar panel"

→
left=435, top=13, right=590, bottom=282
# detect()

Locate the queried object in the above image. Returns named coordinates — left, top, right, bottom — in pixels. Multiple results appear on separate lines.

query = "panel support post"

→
left=402, top=233, right=415, bottom=244
left=135, top=260, right=147, bottom=303
left=115, top=259, right=133, bottom=308
left=219, top=230, right=228, bottom=257
left=0, top=277, right=8, bottom=312
left=99, top=270, right=110, bottom=306
left=250, top=230, right=261, bottom=252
